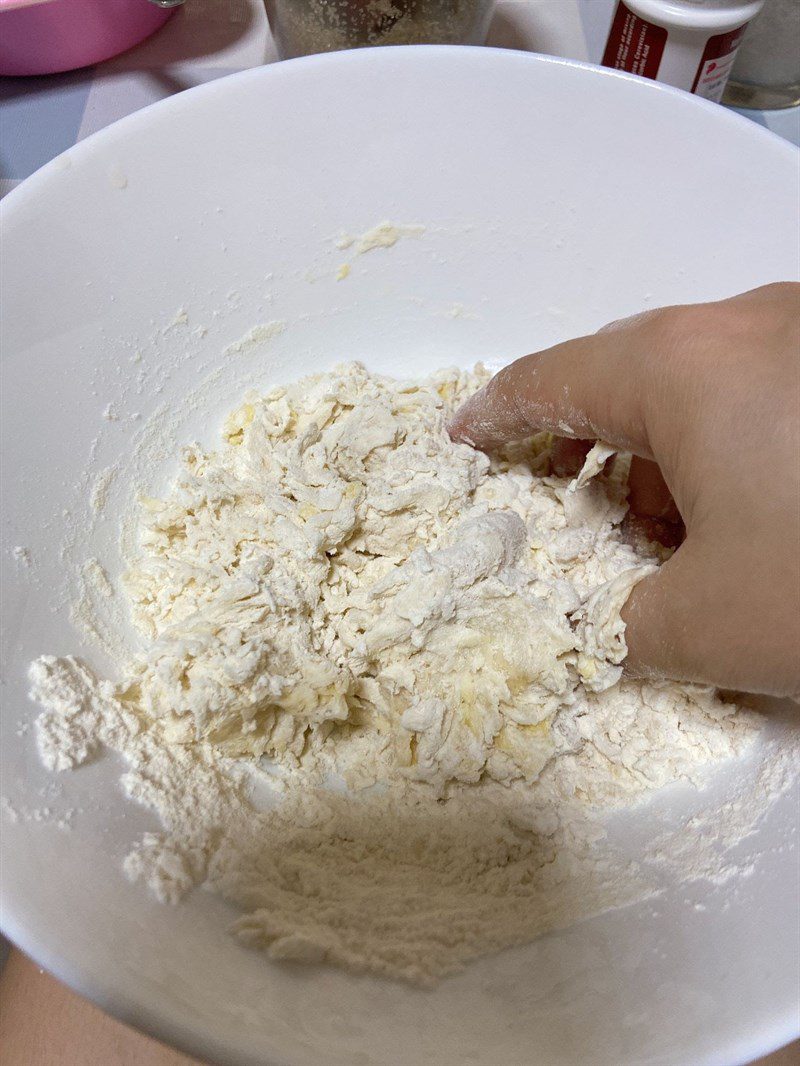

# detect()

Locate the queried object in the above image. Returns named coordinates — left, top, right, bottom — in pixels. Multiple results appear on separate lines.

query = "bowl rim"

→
left=2, top=43, right=797, bottom=221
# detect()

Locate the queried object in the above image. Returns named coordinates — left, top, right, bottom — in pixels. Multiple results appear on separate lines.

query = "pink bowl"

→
left=0, top=0, right=174, bottom=76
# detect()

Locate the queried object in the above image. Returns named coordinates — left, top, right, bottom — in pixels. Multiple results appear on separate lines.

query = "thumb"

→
left=624, top=529, right=795, bottom=695
left=621, top=541, right=717, bottom=685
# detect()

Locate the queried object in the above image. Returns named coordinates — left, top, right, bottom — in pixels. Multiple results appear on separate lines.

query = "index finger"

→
left=448, top=324, right=658, bottom=459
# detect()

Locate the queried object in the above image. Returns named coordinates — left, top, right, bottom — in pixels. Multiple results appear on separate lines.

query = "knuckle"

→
left=654, top=300, right=756, bottom=354
left=753, top=280, right=800, bottom=304
left=644, top=305, right=706, bottom=349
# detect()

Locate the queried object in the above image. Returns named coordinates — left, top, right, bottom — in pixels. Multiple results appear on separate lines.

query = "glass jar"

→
left=267, top=0, right=495, bottom=59
left=723, top=0, right=800, bottom=109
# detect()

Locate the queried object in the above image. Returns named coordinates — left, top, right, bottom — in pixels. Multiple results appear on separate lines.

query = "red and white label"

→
left=691, top=24, right=749, bottom=101
left=602, top=3, right=751, bottom=100
left=601, top=1, right=667, bottom=81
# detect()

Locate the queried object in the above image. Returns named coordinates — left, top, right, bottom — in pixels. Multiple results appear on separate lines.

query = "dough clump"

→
left=121, top=363, right=656, bottom=785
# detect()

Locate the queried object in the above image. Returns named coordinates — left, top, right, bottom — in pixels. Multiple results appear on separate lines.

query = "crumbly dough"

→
left=28, top=363, right=761, bottom=983
left=120, top=364, right=658, bottom=783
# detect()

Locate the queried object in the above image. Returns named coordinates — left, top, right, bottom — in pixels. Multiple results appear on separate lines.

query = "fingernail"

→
left=446, top=412, right=472, bottom=446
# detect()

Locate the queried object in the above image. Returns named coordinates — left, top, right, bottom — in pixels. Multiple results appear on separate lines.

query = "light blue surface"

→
left=0, top=71, right=93, bottom=182
left=730, top=103, right=800, bottom=143
left=577, top=0, right=616, bottom=63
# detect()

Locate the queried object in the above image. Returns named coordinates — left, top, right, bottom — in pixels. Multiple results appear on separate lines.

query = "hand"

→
left=449, top=283, right=800, bottom=698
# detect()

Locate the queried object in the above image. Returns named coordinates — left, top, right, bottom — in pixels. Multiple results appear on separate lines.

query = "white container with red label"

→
left=602, top=0, right=765, bottom=101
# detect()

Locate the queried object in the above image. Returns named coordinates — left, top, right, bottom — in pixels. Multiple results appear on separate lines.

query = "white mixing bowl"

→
left=1, top=47, right=798, bottom=1066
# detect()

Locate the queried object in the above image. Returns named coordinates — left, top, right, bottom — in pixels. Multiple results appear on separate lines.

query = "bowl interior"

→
left=1, top=47, right=799, bottom=1066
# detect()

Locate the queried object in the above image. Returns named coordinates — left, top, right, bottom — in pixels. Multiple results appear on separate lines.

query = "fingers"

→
left=449, top=327, right=657, bottom=457
left=621, top=543, right=718, bottom=685
left=550, top=437, right=591, bottom=477
left=621, top=538, right=793, bottom=695
left=627, top=457, right=681, bottom=522
left=625, top=514, right=685, bottom=549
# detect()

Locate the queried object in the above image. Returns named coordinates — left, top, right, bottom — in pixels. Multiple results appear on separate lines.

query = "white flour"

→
left=28, top=363, right=766, bottom=984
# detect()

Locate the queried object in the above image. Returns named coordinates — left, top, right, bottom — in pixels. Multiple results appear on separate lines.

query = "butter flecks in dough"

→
left=335, top=221, right=425, bottom=255
left=344, top=511, right=577, bottom=785
left=114, top=363, right=649, bottom=785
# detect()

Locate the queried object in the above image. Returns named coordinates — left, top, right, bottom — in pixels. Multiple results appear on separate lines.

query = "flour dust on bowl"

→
left=1, top=47, right=798, bottom=1066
